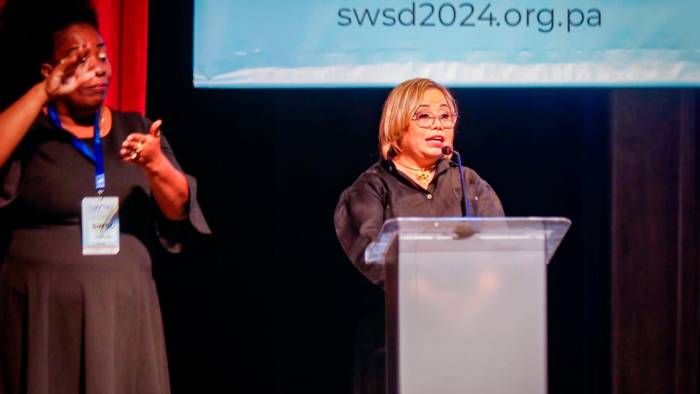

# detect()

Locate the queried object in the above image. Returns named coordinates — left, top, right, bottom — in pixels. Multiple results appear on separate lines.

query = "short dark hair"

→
left=0, top=0, right=99, bottom=108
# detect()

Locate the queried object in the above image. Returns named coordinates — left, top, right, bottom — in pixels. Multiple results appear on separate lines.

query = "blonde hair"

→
left=378, top=78, right=458, bottom=159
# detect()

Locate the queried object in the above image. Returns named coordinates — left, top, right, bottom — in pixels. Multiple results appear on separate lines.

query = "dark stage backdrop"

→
left=146, top=1, right=613, bottom=393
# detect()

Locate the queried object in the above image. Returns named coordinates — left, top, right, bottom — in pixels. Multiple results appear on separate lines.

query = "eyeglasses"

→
left=411, top=111, right=458, bottom=129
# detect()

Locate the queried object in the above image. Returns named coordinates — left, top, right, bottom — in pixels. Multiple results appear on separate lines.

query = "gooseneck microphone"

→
left=442, top=146, right=473, bottom=217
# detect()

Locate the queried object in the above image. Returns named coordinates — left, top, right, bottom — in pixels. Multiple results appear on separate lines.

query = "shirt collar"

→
left=381, top=156, right=454, bottom=172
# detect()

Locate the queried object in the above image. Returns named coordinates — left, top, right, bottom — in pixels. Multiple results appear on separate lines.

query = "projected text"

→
left=337, top=2, right=602, bottom=33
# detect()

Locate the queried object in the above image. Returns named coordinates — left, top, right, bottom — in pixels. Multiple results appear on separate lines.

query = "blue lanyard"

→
left=47, top=105, right=106, bottom=195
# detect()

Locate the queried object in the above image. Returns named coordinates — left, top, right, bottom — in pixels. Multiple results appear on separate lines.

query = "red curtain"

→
left=93, top=0, right=149, bottom=114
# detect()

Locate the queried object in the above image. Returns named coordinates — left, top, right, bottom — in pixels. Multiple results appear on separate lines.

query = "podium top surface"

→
left=365, top=217, right=571, bottom=265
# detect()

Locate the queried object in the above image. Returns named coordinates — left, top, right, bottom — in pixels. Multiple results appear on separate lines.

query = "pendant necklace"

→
left=393, top=160, right=437, bottom=185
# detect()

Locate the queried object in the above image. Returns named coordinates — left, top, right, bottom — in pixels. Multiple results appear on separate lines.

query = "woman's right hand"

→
left=0, top=50, right=97, bottom=167
left=43, top=48, right=96, bottom=99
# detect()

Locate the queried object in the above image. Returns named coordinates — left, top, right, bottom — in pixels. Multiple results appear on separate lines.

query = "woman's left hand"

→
left=120, top=119, right=165, bottom=172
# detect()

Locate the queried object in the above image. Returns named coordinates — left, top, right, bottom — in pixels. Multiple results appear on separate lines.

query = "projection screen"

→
left=193, top=0, right=700, bottom=88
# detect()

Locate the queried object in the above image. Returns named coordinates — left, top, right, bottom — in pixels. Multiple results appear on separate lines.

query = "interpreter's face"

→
left=396, top=88, right=456, bottom=167
left=49, top=24, right=112, bottom=110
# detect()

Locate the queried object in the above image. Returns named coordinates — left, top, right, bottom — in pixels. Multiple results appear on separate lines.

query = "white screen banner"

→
left=193, top=0, right=700, bottom=87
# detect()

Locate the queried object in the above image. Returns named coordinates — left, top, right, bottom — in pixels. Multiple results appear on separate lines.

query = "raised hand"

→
left=119, top=119, right=189, bottom=220
left=120, top=119, right=165, bottom=171
left=43, top=48, right=97, bottom=99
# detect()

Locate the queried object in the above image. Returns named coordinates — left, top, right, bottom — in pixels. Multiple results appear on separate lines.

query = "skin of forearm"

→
left=144, top=155, right=189, bottom=221
left=0, top=83, right=49, bottom=167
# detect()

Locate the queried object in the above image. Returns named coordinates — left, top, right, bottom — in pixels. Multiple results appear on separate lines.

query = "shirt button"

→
left=427, top=194, right=433, bottom=200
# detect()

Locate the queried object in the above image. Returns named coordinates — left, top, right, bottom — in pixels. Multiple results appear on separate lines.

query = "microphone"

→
left=442, top=146, right=473, bottom=217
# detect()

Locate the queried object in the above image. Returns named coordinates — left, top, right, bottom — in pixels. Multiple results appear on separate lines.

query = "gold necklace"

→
left=393, top=160, right=436, bottom=184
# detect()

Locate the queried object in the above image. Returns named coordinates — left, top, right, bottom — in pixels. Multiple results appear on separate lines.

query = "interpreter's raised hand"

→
left=120, top=119, right=166, bottom=172
left=43, top=48, right=96, bottom=99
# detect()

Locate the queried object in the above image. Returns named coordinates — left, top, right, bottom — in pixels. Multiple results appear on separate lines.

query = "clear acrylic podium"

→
left=365, top=217, right=571, bottom=394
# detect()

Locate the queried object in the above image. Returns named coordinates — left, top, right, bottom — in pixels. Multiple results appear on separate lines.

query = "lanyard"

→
left=47, top=105, right=105, bottom=195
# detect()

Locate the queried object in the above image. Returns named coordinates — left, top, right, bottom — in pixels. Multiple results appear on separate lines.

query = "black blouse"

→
left=334, top=158, right=504, bottom=286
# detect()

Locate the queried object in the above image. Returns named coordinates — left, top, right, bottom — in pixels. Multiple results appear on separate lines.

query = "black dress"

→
left=0, top=111, right=210, bottom=394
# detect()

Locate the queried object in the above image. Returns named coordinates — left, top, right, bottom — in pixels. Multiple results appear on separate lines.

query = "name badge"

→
left=81, top=196, right=120, bottom=255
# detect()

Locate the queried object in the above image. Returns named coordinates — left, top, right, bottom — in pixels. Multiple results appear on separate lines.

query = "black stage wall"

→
left=145, top=1, right=698, bottom=394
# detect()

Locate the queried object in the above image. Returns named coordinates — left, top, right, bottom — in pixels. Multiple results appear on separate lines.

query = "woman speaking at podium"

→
left=334, top=78, right=504, bottom=287
left=334, top=78, right=505, bottom=393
